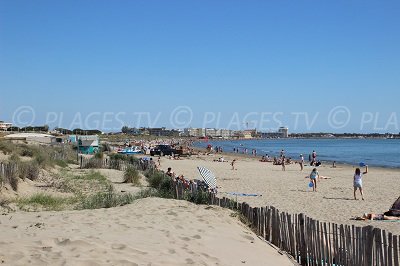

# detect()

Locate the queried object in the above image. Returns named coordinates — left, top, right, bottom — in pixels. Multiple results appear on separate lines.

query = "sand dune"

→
left=0, top=197, right=293, bottom=266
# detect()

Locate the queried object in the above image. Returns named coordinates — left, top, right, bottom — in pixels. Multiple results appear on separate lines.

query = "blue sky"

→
left=0, top=0, right=399, bottom=133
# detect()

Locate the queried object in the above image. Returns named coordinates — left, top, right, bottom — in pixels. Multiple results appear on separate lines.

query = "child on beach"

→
left=231, top=159, right=236, bottom=170
left=354, top=165, right=368, bottom=200
left=308, top=168, right=319, bottom=192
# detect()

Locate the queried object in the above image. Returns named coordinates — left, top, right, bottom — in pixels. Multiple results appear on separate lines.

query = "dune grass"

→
left=123, top=166, right=140, bottom=185
left=18, top=193, right=77, bottom=211
left=77, top=185, right=135, bottom=209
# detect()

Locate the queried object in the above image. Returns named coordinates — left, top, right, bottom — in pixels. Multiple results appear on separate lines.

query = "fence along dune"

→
left=173, top=180, right=400, bottom=266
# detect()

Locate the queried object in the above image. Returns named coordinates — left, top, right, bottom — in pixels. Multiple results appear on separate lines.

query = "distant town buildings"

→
left=260, top=127, right=289, bottom=138
left=0, top=121, right=12, bottom=131
left=278, top=127, right=289, bottom=138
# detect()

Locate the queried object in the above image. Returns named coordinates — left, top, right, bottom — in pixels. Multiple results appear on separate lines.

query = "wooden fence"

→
left=173, top=181, right=400, bottom=266
left=0, top=162, right=18, bottom=188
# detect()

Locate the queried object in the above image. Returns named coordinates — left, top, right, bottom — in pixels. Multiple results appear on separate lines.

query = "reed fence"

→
left=0, top=162, right=18, bottom=187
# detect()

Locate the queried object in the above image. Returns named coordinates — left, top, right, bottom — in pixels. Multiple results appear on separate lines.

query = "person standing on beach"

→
left=354, top=165, right=368, bottom=200
left=299, top=154, right=304, bottom=171
left=231, top=159, right=236, bottom=170
left=281, top=156, right=286, bottom=171
left=309, top=168, right=319, bottom=192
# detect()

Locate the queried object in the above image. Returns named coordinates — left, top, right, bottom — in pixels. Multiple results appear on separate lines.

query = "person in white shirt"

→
left=354, top=165, right=368, bottom=200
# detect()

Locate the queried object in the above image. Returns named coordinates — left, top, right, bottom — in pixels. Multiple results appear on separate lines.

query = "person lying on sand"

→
left=351, top=213, right=400, bottom=221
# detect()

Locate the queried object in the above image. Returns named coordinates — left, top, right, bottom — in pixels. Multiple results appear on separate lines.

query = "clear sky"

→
left=1, top=0, right=399, bottom=133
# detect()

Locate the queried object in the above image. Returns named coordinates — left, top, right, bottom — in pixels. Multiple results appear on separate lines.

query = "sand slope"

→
left=0, top=197, right=293, bottom=266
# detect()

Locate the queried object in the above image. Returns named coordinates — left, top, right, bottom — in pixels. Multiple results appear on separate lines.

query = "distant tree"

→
left=121, top=126, right=129, bottom=133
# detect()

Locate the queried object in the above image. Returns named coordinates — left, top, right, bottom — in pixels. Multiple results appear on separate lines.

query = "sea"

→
left=194, top=138, right=400, bottom=168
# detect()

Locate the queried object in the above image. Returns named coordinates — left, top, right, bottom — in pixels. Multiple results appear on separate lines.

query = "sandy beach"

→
left=0, top=197, right=293, bottom=266
left=162, top=153, right=400, bottom=236
left=1, top=145, right=399, bottom=265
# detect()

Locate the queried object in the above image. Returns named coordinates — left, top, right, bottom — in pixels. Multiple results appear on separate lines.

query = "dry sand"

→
left=162, top=153, right=400, bottom=236
left=0, top=197, right=293, bottom=266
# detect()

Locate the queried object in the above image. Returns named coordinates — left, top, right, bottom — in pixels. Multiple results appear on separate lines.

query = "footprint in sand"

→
left=114, top=260, right=139, bottom=266
left=201, top=253, right=220, bottom=263
left=131, top=249, right=148, bottom=255
left=111, top=243, right=127, bottom=250
left=185, top=258, right=195, bottom=264
left=166, top=210, right=178, bottom=216
left=168, top=249, right=176, bottom=254
left=192, top=235, right=201, bottom=239
left=179, top=236, right=191, bottom=242
left=242, top=235, right=254, bottom=241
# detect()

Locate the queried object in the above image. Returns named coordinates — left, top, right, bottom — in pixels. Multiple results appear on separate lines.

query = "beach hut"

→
left=78, top=135, right=100, bottom=154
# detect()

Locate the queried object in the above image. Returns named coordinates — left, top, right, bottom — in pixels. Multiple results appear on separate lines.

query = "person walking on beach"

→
left=231, top=159, right=236, bottom=170
left=354, top=165, right=368, bottom=200
left=309, top=168, right=319, bottom=192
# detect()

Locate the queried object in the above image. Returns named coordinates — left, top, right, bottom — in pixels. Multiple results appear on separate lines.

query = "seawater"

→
left=194, top=138, right=400, bottom=168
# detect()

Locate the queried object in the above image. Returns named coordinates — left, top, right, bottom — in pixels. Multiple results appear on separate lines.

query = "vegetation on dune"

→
left=123, top=166, right=140, bottom=185
left=77, top=185, right=135, bottom=209
left=0, top=141, right=196, bottom=212
left=17, top=193, right=77, bottom=211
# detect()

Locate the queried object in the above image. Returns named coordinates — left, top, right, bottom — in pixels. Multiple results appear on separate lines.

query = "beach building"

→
left=183, top=128, right=206, bottom=137
left=278, top=127, right=289, bottom=138
left=77, top=135, right=100, bottom=154
left=4, top=133, right=56, bottom=144
left=0, top=121, right=12, bottom=131
left=147, top=127, right=180, bottom=137
left=261, top=127, right=289, bottom=138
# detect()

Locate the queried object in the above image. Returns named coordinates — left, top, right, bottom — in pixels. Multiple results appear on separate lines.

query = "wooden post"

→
left=388, top=232, right=393, bottom=266
left=393, top=235, right=399, bottom=266
left=364, top=225, right=374, bottom=266
left=299, top=213, right=307, bottom=266
left=383, top=230, right=388, bottom=266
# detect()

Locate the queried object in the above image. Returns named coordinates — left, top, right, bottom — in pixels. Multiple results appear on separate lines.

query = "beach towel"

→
left=226, top=192, right=262, bottom=197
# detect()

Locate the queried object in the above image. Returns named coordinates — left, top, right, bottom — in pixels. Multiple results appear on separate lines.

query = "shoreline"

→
left=192, top=139, right=400, bottom=169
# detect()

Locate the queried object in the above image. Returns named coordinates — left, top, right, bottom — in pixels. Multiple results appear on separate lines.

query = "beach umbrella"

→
left=197, top=166, right=217, bottom=189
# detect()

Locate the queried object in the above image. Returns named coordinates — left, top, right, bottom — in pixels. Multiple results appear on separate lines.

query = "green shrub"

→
left=109, top=153, right=127, bottom=161
left=83, top=158, right=103, bottom=169
left=0, top=141, right=14, bottom=155
left=18, top=162, right=40, bottom=181
left=94, top=151, right=103, bottom=159
left=9, top=153, right=21, bottom=163
left=77, top=185, right=135, bottom=209
left=54, top=160, right=68, bottom=168
left=145, top=170, right=174, bottom=197
left=123, top=166, right=140, bottom=185
left=34, top=153, right=50, bottom=168
left=20, top=148, right=34, bottom=157
left=183, top=190, right=210, bottom=205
